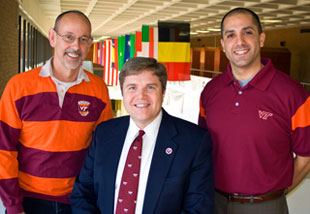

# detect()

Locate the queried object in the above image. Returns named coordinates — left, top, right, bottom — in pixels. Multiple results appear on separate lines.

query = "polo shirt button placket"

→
left=232, top=99, right=240, bottom=113
left=231, top=82, right=241, bottom=114
left=235, top=90, right=243, bottom=107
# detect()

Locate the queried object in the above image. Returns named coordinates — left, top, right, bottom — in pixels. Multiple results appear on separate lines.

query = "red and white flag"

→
left=103, top=39, right=118, bottom=86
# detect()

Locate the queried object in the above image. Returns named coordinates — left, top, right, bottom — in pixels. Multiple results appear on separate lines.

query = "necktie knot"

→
left=138, top=130, right=145, bottom=139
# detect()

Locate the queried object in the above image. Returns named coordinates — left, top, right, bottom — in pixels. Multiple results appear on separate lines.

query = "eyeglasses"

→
left=54, top=29, right=92, bottom=45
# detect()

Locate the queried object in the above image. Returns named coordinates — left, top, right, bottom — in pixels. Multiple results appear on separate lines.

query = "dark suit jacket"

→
left=70, top=109, right=214, bottom=213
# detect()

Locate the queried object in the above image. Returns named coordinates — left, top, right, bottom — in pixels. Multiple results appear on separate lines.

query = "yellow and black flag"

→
left=158, top=22, right=191, bottom=81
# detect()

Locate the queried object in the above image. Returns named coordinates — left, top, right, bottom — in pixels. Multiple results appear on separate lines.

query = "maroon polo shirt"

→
left=199, top=58, right=310, bottom=195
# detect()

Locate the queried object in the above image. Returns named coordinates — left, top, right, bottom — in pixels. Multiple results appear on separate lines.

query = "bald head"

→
left=54, top=10, right=91, bottom=33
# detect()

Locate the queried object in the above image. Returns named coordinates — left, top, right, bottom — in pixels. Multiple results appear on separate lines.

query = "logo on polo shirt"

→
left=78, top=101, right=90, bottom=116
left=258, top=110, right=273, bottom=120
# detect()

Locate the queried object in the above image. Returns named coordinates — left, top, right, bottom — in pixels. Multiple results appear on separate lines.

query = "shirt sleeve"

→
left=198, top=94, right=208, bottom=130
left=0, top=78, right=24, bottom=214
left=291, top=95, right=310, bottom=156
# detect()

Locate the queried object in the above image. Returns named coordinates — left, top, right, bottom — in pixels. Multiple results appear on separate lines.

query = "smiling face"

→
left=49, top=12, right=92, bottom=73
left=122, top=70, right=165, bottom=129
left=221, top=12, right=265, bottom=76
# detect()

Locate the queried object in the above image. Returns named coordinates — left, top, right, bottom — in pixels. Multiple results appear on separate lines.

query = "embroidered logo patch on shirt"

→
left=258, top=110, right=273, bottom=120
left=78, top=101, right=90, bottom=116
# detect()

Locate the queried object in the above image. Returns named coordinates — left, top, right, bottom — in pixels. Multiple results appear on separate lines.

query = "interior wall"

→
left=190, top=26, right=310, bottom=84
left=264, top=27, right=310, bottom=83
left=0, top=0, right=18, bottom=96
left=191, top=35, right=221, bottom=48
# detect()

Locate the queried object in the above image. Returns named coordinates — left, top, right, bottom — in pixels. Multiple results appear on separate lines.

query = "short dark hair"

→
left=54, top=10, right=91, bottom=32
left=221, top=7, right=262, bottom=38
left=119, top=57, right=168, bottom=93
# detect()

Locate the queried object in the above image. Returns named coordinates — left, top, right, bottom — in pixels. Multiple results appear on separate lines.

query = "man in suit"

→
left=70, top=57, right=214, bottom=213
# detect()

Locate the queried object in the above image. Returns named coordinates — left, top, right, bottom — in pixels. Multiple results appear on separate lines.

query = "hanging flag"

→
left=124, top=35, right=131, bottom=64
left=130, top=34, right=136, bottom=58
left=97, top=42, right=101, bottom=65
left=158, top=22, right=191, bottom=81
left=137, top=25, right=149, bottom=57
left=103, top=39, right=112, bottom=85
left=99, top=41, right=104, bottom=66
left=118, top=35, right=125, bottom=70
left=114, top=38, right=119, bottom=85
left=103, top=39, right=119, bottom=86
left=111, top=39, right=116, bottom=85
left=135, top=31, right=142, bottom=57
left=149, top=27, right=154, bottom=58
left=113, top=37, right=119, bottom=72
left=111, top=38, right=119, bottom=85
left=92, top=42, right=98, bottom=64
left=149, top=27, right=158, bottom=59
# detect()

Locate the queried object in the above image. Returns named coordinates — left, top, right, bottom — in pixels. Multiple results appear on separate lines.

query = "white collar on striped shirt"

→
left=39, top=57, right=90, bottom=83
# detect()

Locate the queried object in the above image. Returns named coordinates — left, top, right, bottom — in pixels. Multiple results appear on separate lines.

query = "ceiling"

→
left=25, top=0, right=310, bottom=41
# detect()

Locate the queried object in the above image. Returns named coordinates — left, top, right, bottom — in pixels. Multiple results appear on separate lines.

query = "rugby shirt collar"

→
left=39, top=57, right=90, bottom=83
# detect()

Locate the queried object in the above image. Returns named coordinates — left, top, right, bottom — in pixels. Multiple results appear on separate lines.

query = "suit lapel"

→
left=142, top=110, right=178, bottom=213
left=100, top=117, right=129, bottom=213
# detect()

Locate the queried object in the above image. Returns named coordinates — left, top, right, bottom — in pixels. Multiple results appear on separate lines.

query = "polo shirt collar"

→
left=224, top=58, right=276, bottom=91
left=39, top=57, right=90, bottom=83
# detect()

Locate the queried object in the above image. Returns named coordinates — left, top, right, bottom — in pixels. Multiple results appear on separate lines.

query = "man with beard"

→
left=199, top=7, right=310, bottom=214
left=0, top=10, right=113, bottom=214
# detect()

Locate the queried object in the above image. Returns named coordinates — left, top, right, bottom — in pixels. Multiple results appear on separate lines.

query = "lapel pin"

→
left=165, top=147, right=173, bottom=155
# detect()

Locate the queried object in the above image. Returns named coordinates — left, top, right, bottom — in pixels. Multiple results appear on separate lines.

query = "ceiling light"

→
left=197, top=30, right=209, bottom=33
left=261, top=20, right=282, bottom=23
left=208, top=28, right=221, bottom=32
left=190, top=32, right=198, bottom=35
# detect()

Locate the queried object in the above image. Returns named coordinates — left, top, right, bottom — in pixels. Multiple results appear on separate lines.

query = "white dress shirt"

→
left=114, top=110, right=163, bottom=214
left=39, top=57, right=90, bottom=107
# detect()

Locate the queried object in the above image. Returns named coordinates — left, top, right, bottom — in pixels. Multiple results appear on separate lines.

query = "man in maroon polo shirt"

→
left=199, top=7, right=310, bottom=214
